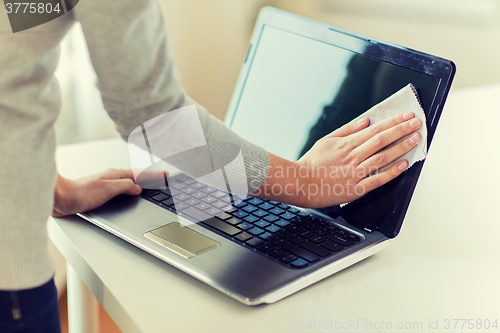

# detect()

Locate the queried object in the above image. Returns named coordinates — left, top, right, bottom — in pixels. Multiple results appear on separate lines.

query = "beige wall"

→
left=158, top=0, right=500, bottom=120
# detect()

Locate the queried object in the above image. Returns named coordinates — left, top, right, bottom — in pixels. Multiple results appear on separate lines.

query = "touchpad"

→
left=144, top=223, right=220, bottom=258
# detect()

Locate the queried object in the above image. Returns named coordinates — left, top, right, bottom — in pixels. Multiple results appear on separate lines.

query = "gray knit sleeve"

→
left=74, top=0, right=269, bottom=193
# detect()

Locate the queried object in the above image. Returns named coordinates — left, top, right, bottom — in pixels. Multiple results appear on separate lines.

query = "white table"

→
left=50, top=85, right=500, bottom=333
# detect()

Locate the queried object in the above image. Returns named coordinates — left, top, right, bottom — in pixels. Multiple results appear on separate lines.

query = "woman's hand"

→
left=53, top=168, right=142, bottom=217
left=253, top=112, right=422, bottom=208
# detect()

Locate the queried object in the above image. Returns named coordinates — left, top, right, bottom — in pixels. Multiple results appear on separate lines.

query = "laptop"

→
left=78, top=7, right=455, bottom=305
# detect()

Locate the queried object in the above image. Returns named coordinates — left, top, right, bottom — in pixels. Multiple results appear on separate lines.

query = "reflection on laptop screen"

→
left=230, top=25, right=440, bottom=215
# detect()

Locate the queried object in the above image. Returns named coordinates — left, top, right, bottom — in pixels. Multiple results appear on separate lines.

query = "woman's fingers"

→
left=355, top=160, right=408, bottom=195
left=326, top=116, right=370, bottom=138
left=352, top=117, right=421, bottom=164
left=349, top=112, right=415, bottom=147
left=357, top=132, right=421, bottom=176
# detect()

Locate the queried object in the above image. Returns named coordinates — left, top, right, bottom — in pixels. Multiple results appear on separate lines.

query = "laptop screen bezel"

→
left=224, top=7, right=455, bottom=238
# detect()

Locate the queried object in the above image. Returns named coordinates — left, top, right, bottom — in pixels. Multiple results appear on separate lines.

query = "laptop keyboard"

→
left=140, top=175, right=363, bottom=269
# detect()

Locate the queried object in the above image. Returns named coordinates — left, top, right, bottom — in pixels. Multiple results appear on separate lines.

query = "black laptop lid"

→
left=226, top=7, right=455, bottom=238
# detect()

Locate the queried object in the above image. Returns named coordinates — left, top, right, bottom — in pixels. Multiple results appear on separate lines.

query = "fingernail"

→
left=409, top=133, right=420, bottom=144
left=357, top=117, right=367, bottom=125
left=409, top=118, right=421, bottom=128
left=403, top=112, right=414, bottom=120
left=398, top=160, right=408, bottom=170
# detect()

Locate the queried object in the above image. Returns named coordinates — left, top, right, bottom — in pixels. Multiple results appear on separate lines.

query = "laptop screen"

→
left=229, top=24, right=452, bottom=237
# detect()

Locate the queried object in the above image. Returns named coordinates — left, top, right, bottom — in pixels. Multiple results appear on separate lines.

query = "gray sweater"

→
left=0, top=1, right=269, bottom=290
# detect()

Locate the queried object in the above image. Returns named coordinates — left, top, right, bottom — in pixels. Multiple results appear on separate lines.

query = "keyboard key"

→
left=276, top=230, right=293, bottom=239
left=309, top=235, right=326, bottom=244
left=303, top=222, right=320, bottom=231
left=268, top=248, right=287, bottom=258
left=258, top=232, right=275, bottom=241
left=224, top=206, right=238, bottom=214
left=174, top=193, right=190, bottom=201
left=285, top=225, right=302, bottom=233
left=283, top=244, right=320, bottom=262
left=182, top=187, right=196, bottom=194
left=318, top=220, right=329, bottom=227
left=243, top=215, right=259, bottom=223
left=235, top=232, right=252, bottom=242
left=202, top=196, right=217, bottom=204
left=287, top=207, right=300, bottom=214
left=201, top=186, right=217, bottom=194
left=326, top=234, right=354, bottom=246
left=336, top=229, right=349, bottom=236
left=300, top=241, right=332, bottom=257
left=226, top=217, right=242, bottom=225
left=280, top=254, right=297, bottom=264
left=246, top=238, right=264, bottom=247
left=242, top=196, right=255, bottom=201
left=269, top=200, right=280, bottom=205
left=346, top=234, right=361, bottom=242
left=321, top=240, right=344, bottom=252
left=238, top=222, right=253, bottom=230
left=315, top=228, right=331, bottom=236
left=278, top=203, right=290, bottom=210
left=195, top=203, right=211, bottom=211
left=252, top=210, right=268, bottom=218
left=265, top=225, right=281, bottom=233
left=263, top=215, right=279, bottom=223
left=290, top=217, right=308, bottom=225
left=191, top=191, right=207, bottom=199
left=216, top=213, right=232, bottom=220
left=297, top=230, right=314, bottom=238
left=212, top=191, right=228, bottom=198
left=161, top=187, right=172, bottom=195
left=258, top=203, right=274, bottom=210
left=280, top=212, right=296, bottom=220
left=161, top=198, right=175, bottom=206
left=254, top=221, right=270, bottom=228
left=186, top=198, right=201, bottom=206
left=160, top=202, right=175, bottom=211
left=171, top=182, right=187, bottom=190
left=233, top=201, right=247, bottom=208
left=191, top=182, right=206, bottom=189
left=152, top=193, right=170, bottom=202
left=274, top=220, right=290, bottom=227
left=248, top=227, right=264, bottom=236
left=269, top=208, right=285, bottom=215
left=248, top=198, right=263, bottom=205
left=289, top=236, right=305, bottom=245
left=206, top=208, right=221, bottom=215
left=173, top=202, right=189, bottom=211
left=142, top=189, right=159, bottom=197
left=271, top=238, right=288, bottom=247
left=298, top=212, right=309, bottom=217
left=232, top=211, right=248, bottom=219
left=256, top=243, right=275, bottom=253
left=306, top=216, right=321, bottom=222
left=290, top=258, right=309, bottom=268
left=202, top=217, right=241, bottom=236
left=242, top=205, right=258, bottom=213
left=327, top=225, right=340, bottom=232
left=213, top=199, right=231, bottom=208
